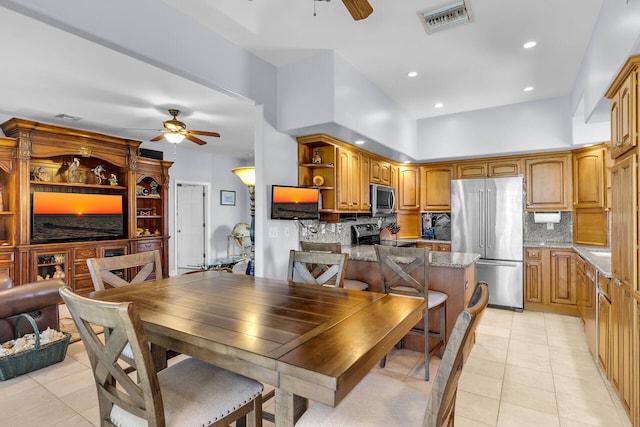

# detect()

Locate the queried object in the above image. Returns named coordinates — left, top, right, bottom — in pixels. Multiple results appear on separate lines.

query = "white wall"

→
left=416, top=97, right=573, bottom=161
left=139, top=142, right=250, bottom=276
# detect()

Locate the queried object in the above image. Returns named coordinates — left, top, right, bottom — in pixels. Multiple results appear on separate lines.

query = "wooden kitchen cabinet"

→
left=420, top=164, right=453, bottom=211
left=606, top=57, right=639, bottom=160
left=573, top=144, right=606, bottom=209
left=524, top=247, right=578, bottom=316
left=611, top=154, right=637, bottom=293
left=611, top=277, right=634, bottom=418
left=416, top=241, right=450, bottom=252
left=550, top=249, right=577, bottom=306
left=337, top=147, right=364, bottom=211
left=455, top=158, right=521, bottom=179
left=525, top=154, right=572, bottom=211
left=397, top=165, right=420, bottom=210
left=396, top=211, right=420, bottom=239
left=525, top=248, right=543, bottom=304
left=598, top=275, right=612, bottom=375
left=370, top=158, right=392, bottom=186
left=576, top=255, right=596, bottom=356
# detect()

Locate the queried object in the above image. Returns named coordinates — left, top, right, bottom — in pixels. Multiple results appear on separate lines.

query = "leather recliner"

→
left=0, top=274, right=65, bottom=343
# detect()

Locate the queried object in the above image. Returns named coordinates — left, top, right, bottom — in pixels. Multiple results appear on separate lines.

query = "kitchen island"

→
left=342, top=245, right=480, bottom=352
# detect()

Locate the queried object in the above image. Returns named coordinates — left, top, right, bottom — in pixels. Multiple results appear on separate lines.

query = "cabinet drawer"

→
left=75, top=262, right=91, bottom=275
left=0, top=251, right=14, bottom=262
left=136, top=241, right=162, bottom=252
left=73, top=277, right=95, bottom=293
left=75, top=247, right=97, bottom=260
left=525, top=248, right=542, bottom=259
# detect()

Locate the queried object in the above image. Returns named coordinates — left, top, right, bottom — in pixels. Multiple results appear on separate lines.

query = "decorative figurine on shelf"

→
left=52, top=264, right=65, bottom=280
left=143, top=228, right=151, bottom=236
left=109, top=174, right=118, bottom=186
left=31, top=166, right=48, bottom=181
left=149, top=180, right=159, bottom=195
left=154, top=229, right=161, bottom=236
left=67, top=158, right=80, bottom=182
left=312, top=149, right=322, bottom=164
left=91, top=164, right=106, bottom=184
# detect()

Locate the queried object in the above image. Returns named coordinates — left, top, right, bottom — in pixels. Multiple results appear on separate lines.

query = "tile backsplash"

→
left=299, top=216, right=396, bottom=246
left=523, top=211, right=572, bottom=243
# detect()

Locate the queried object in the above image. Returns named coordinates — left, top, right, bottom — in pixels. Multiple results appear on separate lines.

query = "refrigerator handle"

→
left=486, top=188, right=494, bottom=249
left=478, top=189, right=484, bottom=249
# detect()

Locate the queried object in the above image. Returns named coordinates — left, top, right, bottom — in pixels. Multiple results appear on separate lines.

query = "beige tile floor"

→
left=0, top=307, right=632, bottom=427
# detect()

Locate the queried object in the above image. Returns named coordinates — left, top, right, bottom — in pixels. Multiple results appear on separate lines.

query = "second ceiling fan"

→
left=151, top=109, right=220, bottom=145
left=341, top=0, right=373, bottom=20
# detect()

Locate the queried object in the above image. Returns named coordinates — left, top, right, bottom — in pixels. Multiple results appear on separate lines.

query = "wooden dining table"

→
left=89, top=270, right=426, bottom=426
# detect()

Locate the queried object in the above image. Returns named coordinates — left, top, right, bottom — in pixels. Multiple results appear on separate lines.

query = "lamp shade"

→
left=165, top=132, right=185, bottom=144
left=232, top=166, right=256, bottom=187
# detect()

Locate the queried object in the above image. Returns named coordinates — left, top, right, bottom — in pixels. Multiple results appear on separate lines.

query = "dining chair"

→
left=374, top=244, right=448, bottom=380
left=300, top=241, right=370, bottom=290
left=59, top=286, right=263, bottom=427
left=86, top=250, right=168, bottom=370
left=294, top=281, right=489, bottom=427
left=287, top=249, right=349, bottom=287
left=87, top=250, right=163, bottom=291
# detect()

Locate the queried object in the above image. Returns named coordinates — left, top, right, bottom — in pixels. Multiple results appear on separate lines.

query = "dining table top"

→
left=89, top=270, right=426, bottom=425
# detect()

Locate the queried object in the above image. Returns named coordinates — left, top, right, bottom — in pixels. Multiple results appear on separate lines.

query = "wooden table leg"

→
left=275, top=388, right=307, bottom=427
left=150, top=343, right=168, bottom=371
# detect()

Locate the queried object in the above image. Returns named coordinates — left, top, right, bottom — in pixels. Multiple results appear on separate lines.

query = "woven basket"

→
left=0, top=313, right=71, bottom=381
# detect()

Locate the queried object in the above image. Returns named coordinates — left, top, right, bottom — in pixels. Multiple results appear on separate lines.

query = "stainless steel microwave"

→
left=371, top=184, right=396, bottom=217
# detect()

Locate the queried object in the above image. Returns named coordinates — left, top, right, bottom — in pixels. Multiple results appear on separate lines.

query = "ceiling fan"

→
left=341, top=0, right=373, bottom=20
left=150, top=109, right=220, bottom=145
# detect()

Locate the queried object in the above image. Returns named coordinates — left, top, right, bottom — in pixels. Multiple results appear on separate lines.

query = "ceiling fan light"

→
left=165, top=132, right=185, bottom=144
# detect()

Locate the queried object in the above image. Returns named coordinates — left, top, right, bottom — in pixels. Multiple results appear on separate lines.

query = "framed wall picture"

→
left=220, top=190, right=236, bottom=206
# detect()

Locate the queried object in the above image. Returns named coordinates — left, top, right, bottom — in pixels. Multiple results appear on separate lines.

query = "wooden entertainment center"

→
left=0, top=118, right=172, bottom=294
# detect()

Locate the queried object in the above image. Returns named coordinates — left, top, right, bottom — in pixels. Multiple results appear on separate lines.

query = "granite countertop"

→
left=342, top=245, right=480, bottom=268
left=524, top=241, right=611, bottom=278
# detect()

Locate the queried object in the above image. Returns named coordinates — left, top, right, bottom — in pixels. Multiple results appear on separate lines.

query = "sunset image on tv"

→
left=32, top=192, right=124, bottom=242
left=271, top=186, right=319, bottom=220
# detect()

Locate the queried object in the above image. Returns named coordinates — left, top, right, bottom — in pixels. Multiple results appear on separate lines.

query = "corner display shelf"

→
left=0, top=118, right=173, bottom=290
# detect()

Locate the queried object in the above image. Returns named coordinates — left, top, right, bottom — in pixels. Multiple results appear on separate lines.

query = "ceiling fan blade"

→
left=150, top=134, right=166, bottom=142
left=185, top=134, right=207, bottom=145
left=342, top=0, right=373, bottom=20
left=188, top=130, right=221, bottom=138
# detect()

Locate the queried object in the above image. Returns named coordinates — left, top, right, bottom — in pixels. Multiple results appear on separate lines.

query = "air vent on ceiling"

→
left=417, top=0, right=473, bottom=35
left=55, top=113, right=82, bottom=121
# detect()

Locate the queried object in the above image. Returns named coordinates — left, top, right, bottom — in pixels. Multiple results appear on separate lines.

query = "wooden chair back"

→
left=375, top=245, right=430, bottom=297
left=299, top=241, right=342, bottom=253
left=424, top=281, right=489, bottom=427
left=59, top=286, right=166, bottom=426
left=287, top=249, right=349, bottom=287
left=87, top=250, right=162, bottom=291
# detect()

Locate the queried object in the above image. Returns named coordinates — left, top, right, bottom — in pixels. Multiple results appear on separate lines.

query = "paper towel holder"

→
left=533, top=212, right=561, bottom=223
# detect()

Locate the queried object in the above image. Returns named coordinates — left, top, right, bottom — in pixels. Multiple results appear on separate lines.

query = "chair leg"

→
left=438, top=304, right=447, bottom=359
left=424, top=308, right=430, bottom=381
left=378, top=354, right=387, bottom=368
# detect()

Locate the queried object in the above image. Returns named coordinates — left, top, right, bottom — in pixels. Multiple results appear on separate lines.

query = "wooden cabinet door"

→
left=525, top=154, right=572, bottom=210
left=611, top=278, right=634, bottom=417
left=611, top=155, right=637, bottom=292
left=456, top=162, right=486, bottom=179
left=611, top=73, right=637, bottom=159
left=421, top=165, right=453, bottom=211
left=525, top=258, right=543, bottom=304
left=336, top=148, right=361, bottom=211
left=360, top=155, right=370, bottom=211
left=397, top=165, right=420, bottom=210
left=549, top=250, right=576, bottom=305
left=488, top=160, right=521, bottom=177
left=370, top=159, right=391, bottom=186
left=573, top=147, right=605, bottom=208
left=597, top=291, right=611, bottom=375
left=396, top=211, right=420, bottom=238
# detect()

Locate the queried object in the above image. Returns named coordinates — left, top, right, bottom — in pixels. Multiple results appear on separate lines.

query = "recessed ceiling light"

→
left=523, top=41, right=537, bottom=49
left=407, top=71, right=418, bottom=77
left=55, top=113, right=82, bottom=121
left=355, top=140, right=365, bottom=145
left=434, top=103, right=444, bottom=108
left=524, top=86, right=534, bottom=92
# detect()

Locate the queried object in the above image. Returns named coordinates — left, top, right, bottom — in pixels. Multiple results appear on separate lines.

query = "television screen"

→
left=32, top=192, right=125, bottom=243
left=271, top=185, right=319, bottom=220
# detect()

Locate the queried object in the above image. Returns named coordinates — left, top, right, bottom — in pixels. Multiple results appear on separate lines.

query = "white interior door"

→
left=176, top=183, right=207, bottom=269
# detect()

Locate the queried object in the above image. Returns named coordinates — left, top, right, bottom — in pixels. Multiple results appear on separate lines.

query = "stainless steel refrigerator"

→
left=451, top=176, right=524, bottom=310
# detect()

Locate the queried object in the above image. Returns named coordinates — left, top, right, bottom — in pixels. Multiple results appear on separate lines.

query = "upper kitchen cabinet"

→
left=573, top=144, right=606, bottom=209
left=337, top=147, right=369, bottom=212
left=397, top=165, right=420, bottom=211
left=420, top=164, right=453, bottom=211
left=606, top=56, right=639, bottom=160
left=524, top=153, right=572, bottom=211
left=455, top=158, right=521, bottom=179
left=370, top=158, right=392, bottom=186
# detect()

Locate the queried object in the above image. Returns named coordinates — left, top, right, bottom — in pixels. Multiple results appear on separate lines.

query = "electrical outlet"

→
left=269, top=227, right=278, bottom=238
left=546, top=223, right=554, bottom=230
left=283, top=227, right=290, bottom=237
left=321, top=224, right=326, bottom=234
